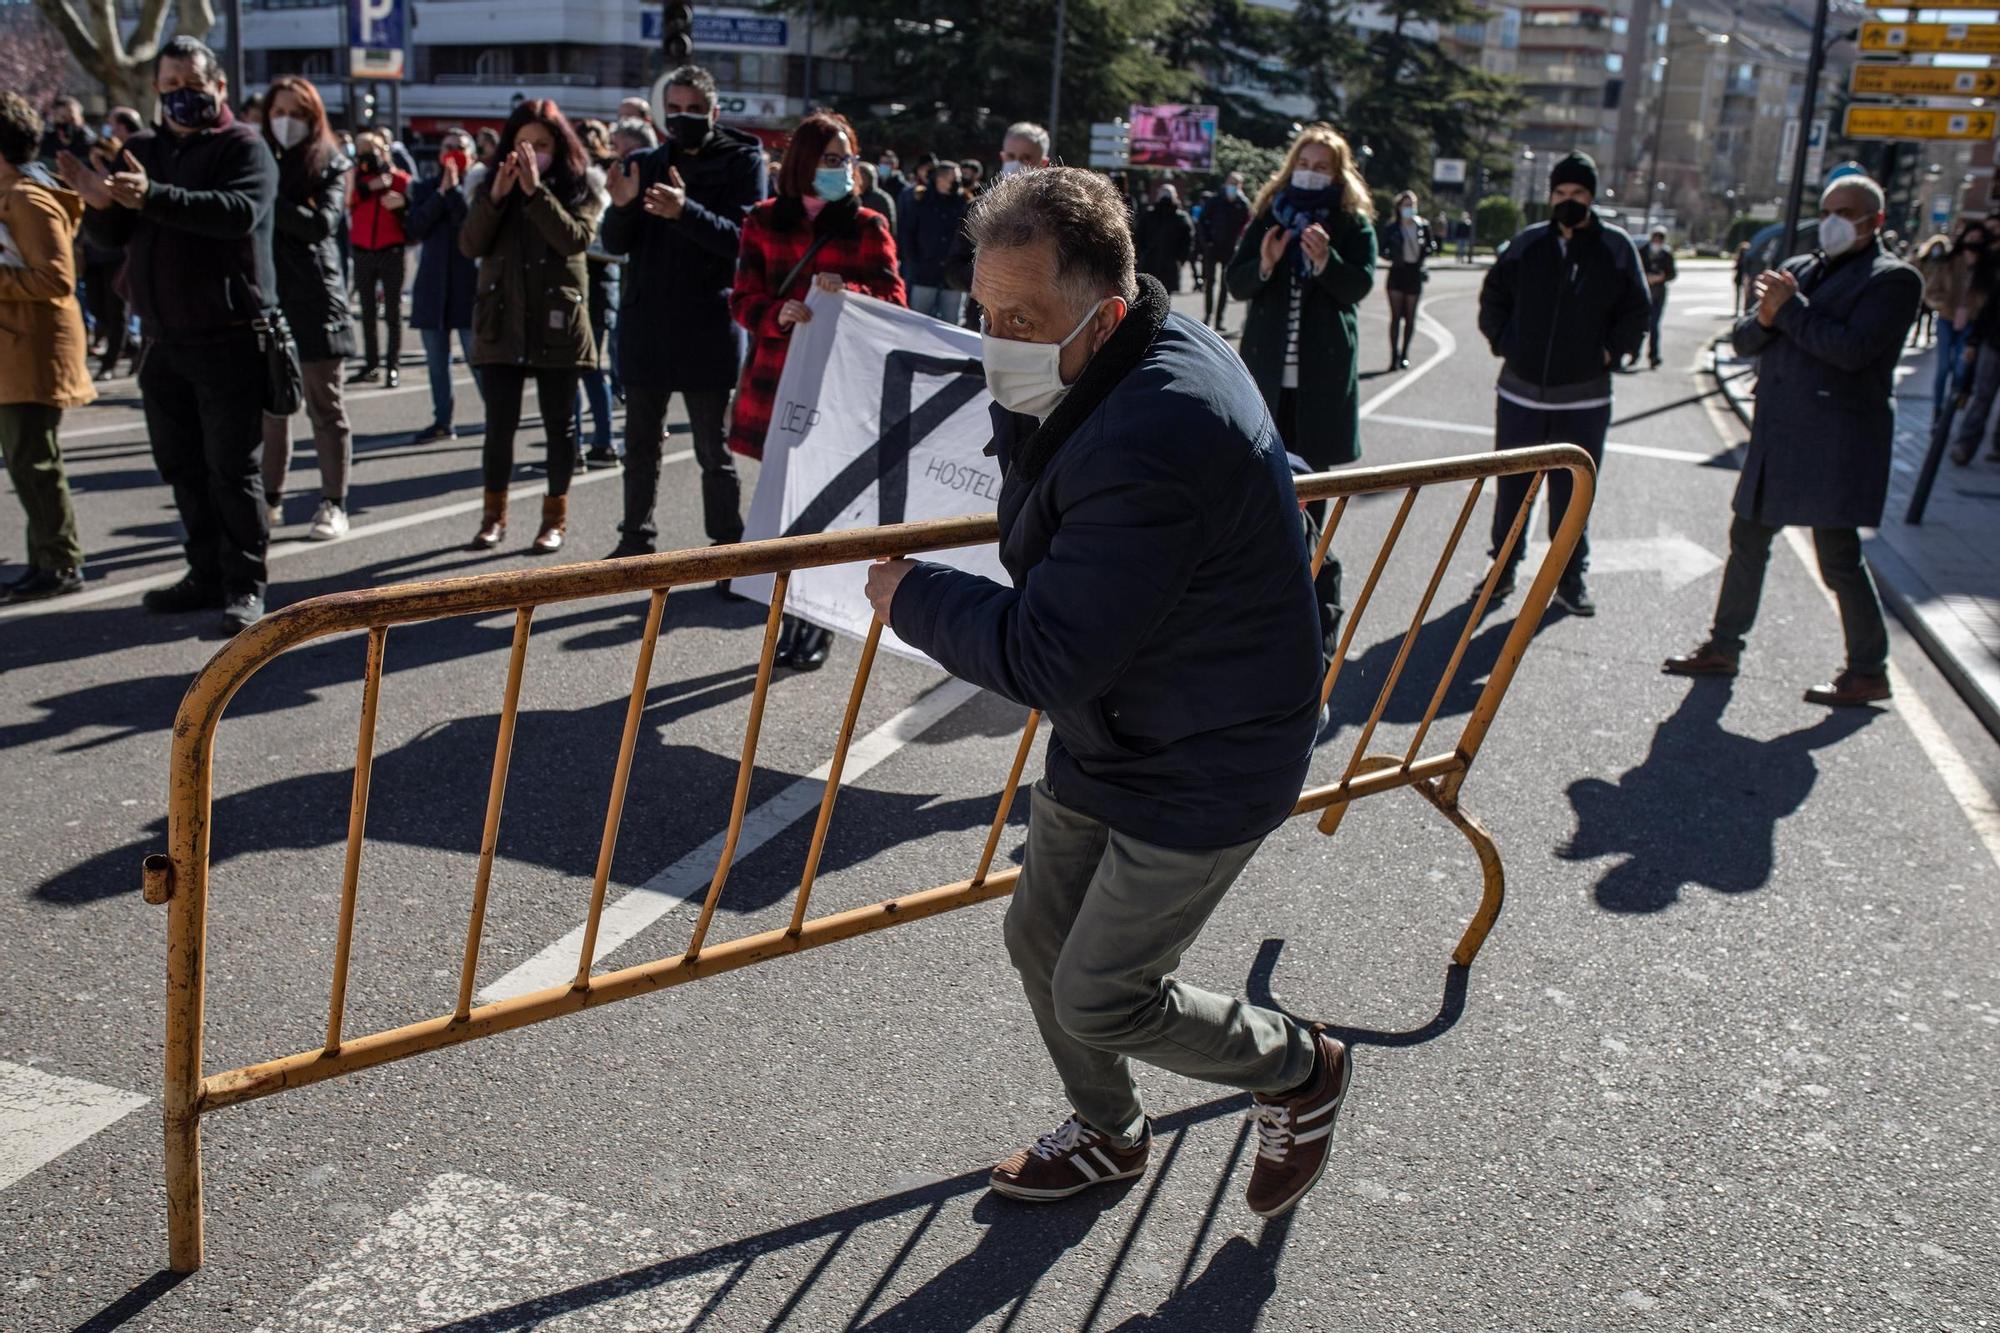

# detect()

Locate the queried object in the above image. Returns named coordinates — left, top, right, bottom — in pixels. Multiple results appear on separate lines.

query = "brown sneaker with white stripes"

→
left=1245, top=1026, right=1353, bottom=1218
left=989, top=1114, right=1150, bottom=1202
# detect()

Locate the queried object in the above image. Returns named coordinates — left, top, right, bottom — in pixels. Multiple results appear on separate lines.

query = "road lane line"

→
left=478, top=676, right=986, bottom=1003
left=1358, top=308, right=1457, bottom=419
left=0, top=1060, right=148, bottom=1192
left=0, top=450, right=692, bottom=624
left=58, top=373, right=483, bottom=440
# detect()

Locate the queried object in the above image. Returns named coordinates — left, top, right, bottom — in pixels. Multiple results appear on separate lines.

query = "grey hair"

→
left=1004, top=121, right=1051, bottom=160
left=965, top=166, right=1139, bottom=310
left=161, top=35, right=221, bottom=84
left=613, top=116, right=659, bottom=149
left=664, top=64, right=718, bottom=109
left=1824, top=173, right=1886, bottom=216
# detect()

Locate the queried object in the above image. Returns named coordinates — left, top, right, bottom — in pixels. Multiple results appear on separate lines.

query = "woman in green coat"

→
left=460, top=98, right=601, bottom=554
left=1226, top=123, right=1376, bottom=650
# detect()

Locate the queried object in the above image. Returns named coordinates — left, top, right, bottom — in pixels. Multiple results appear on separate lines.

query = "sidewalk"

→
left=1716, top=337, right=2000, bottom=737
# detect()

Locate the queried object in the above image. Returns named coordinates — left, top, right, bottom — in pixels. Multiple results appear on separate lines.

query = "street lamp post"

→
left=1780, top=0, right=1833, bottom=259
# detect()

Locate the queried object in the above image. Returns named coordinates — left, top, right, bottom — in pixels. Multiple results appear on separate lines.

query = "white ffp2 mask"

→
left=980, top=300, right=1110, bottom=420
left=270, top=115, right=309, bottom=150
left=1818, top=213, right=1859, bottom=257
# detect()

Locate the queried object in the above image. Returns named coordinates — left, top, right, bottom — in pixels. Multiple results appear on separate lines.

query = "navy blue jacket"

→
left=892, top=279, right=1323, bottom=850
left=1477, top=219, right=1650, bottom=406
left=404, top=174, right=478, bottom=331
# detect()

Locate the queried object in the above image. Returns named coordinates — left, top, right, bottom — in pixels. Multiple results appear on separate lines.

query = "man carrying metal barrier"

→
left=863, top=167, right=1350, bottom=1220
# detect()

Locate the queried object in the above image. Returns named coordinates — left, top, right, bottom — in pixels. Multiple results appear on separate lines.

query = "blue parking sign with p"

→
left=349, top=0, right=405, bottom=51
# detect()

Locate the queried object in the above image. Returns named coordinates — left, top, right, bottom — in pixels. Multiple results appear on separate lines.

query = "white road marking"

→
left=1366, top=411, right=1724, bottom=464
left=59, top=373, right=482, bottom=440
left=0, top=450, right=691, bottom=624
left=1570, top=529, right=1722, bottom=590
left=1359, top=308, right=1456, bottom=419
left=479, top=676, right=986, bottom=1002
left=0, top=1059, right=147, bottom=1192
left=255, top=1172, right=729, bottom=1332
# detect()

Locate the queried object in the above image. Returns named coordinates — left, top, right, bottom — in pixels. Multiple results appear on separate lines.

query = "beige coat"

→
left=0, top=171, right=95, bottom=409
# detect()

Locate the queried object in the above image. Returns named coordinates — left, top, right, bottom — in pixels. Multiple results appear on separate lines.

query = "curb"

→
left=1710, top=338, right=2000, bottom=741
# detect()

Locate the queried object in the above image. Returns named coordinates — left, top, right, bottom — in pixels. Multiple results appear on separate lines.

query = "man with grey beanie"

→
left=1476, top=149, right=1651, bottom=616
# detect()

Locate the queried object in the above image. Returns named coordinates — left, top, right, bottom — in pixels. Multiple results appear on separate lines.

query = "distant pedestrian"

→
left=610, top=118, right=656, bottom=160
left=347, top=129, right=409, bottom=388
left=39, top=96, right=92, bottom=164
left=1948, top=237, right=2000, bottom=466
left=1664, top=174, right=1921, bottom=707
left=1640, top=226, right=1677, bottom=369
left=259, top=75, right=356, bottom=541
left=729, top=110, right=905, bottom=669
left=1134, top=183, right=1192, bottom=292
left=0, top=91, right=92, bottom=603
left=460, top=98, right=601, bottom=555
left=1377, top=189, right=1435, bottom=370
left=404, top=129, right=484, bottom=443
left=959, top=158, right=984, bottom=198
left=1920, top=225, right=1983, bottom=418
left=1475, top=149, right=1650, bottom=618
left=1733, top=241, right=1756, bottom=314
left=60, top=35, right=278, bottom=634
left=874, top=148, right=905, bottom=199
left=599, top=64, right=765, bottom=560
left=1194, top=171, right=1249, bottom=332
left=575, top=119, right=619, bottom=466
left=857, top=160, right=896, bottom=235
left=617, top=96, right=654, bottom=131
left=945, top=123, right=1049, bottom=330
left=1226, top=122, right=1378, bottom=656
left=902, top=159, right=967, bottom=324
left=1456, top=210, right=1474, bottom=263
left=1912, top=231, right=1948, bottom=348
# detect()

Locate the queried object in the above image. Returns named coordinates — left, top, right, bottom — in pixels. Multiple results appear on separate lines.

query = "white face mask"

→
left=270, top=115, right=309, bottom=150
left=981, top=299, right=1110, bottom=420
left=1291, top=168, right=1332, bottom=193
left=1818, top=213, right=1860, bottom=257
left=1000, top=158, right=1024, bottom=177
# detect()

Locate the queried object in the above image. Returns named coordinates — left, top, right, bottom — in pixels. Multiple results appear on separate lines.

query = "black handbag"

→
left=254, top=312, right=304, bottom=417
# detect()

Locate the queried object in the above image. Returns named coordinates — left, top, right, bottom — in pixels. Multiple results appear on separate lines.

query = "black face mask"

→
left=665, top=113, right=710, bottom=147
left=160, top=86, right=222, bottom=131
left=1551, top=198, right=1591, bottom=230
left=357, top=152, right=383, bottom=175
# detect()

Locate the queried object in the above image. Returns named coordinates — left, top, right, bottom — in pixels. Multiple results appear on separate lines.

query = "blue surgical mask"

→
left=1223, top=184, right=1239, bottom=199
left=160, top=86, right=222, bottom=130
left=814, top=166, right=853, bottom=202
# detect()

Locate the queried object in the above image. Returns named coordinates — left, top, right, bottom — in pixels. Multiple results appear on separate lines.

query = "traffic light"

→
left=359, top=90, right=377, bottom=126
left=662, top=2, right=694, bottom=61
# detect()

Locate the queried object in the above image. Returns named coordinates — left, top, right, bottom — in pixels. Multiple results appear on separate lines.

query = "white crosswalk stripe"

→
left=0, top=1059, right=147, bottom=1193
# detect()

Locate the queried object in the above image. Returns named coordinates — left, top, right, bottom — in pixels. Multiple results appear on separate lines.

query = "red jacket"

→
left=728, top=195, right=905, bottom=457
left=349, top=167, right=410, bottom=251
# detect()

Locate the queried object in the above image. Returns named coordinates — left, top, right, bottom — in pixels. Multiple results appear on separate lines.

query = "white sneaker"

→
left=308, top=499, right=349, bottom=541
left=265, top=501, right=283, bottom=529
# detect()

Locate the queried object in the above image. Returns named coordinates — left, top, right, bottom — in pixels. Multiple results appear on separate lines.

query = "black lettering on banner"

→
left=781, top=351, right=987, bottom=537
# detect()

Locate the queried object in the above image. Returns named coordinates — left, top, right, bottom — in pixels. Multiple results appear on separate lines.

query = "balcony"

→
left=433, top=72, right=600, bottom=88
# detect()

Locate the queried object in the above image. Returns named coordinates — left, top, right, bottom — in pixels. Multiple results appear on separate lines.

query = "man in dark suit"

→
left=1663, top=174, right=1922, bottom=706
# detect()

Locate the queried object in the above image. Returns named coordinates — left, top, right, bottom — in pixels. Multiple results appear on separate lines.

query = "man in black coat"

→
left=1664, top=175, right=1921, bottom=706
left=1195, top=171, right=1250, bottom=333
left=60, top=36, right=277, bottom=635
left=864, top=169, right=1351, bottom=1222
left=1477, top=150, right=1650, bottom=617
left=599, top=65, right=766, bottom=559
left=1639, top=226, right=1678, bottom=369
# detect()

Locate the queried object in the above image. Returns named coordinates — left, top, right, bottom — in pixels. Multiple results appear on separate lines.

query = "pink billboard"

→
left=1127, top=104, right=1219, bottom=171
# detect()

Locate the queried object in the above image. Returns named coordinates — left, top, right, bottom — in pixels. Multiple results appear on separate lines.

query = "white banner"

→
left=738, top=288, right=1005, bottom=663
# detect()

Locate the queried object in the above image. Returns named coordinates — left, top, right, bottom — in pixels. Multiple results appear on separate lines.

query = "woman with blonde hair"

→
left=1225, top=122, right=1377, bottom=654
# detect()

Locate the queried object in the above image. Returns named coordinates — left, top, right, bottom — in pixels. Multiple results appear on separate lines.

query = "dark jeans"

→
left=83, top=259, right=128, bottom=371
left=1648, top=291, right=1667, bottom=364
left=1490, top=395, right=1610, bottom=590
left=1200, top=255, right=1229, bottom=327
left=575, top=370, right=614, bottom=451
left=619, top=385, right=738, bottom=547
left=140, top=328, right=269, bottom=596
left=1710, top=516, right=1887, bottom=674
left=480, top=364, right=580, bottom=497
left=353, top=245, right=406, bottom=369
left=419, top=326, right=478, bottom=429
left=1276, top=387, right=1341, bottom=624
left=0, top=403, right=84, bottom=570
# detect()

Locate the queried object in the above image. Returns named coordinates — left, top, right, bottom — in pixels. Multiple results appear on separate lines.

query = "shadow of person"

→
left=1566, top=678, right=1878, bottom=914
left=1105, top=1220, right=1291, bottom=1332
left=1320, top=592, right=1525, bottom=747
left=854, top=1189, right=1133, bottom=1331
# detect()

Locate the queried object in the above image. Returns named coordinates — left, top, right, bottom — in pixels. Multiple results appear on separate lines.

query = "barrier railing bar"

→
left=788, top=617, right=884, bottom=936
left=455, top=606, right=534, bottom=1021
left=1291, top=750, right=1463, bottom=817
left=574, top=588, right=671, bottom=989
left=1447, top=461, right=1596, bottom=798
left=972, top=710, right=1041, bottom=887
left=1308, top=496, right=1349, bottom=581
left=1340, top=480, right=1484, bottom=785
left=1318, top=486, right=1419, bottom=711
left=325, top=625, right=388, bottom=1052
left=197, top=865, right=1028, bottom=1115
left=1404, top=471, right=1543, bottom=766
left=684, top=572, right=791, bottom=961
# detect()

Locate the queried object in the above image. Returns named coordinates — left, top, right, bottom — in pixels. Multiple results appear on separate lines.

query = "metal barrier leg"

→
left=1413, top=781, right=1505, bottom=967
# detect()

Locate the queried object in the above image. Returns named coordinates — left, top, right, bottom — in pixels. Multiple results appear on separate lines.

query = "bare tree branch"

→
left=129, top=0, right=175, bottom=62
left=86, top=0, right=122, bottom=65
left=29, top=0, right=100, bottom=65
left=177, top=0, right=216, bottom=40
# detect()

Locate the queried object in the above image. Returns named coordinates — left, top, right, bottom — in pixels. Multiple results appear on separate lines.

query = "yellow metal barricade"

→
left=144, top=445, right=1593, bottom=1270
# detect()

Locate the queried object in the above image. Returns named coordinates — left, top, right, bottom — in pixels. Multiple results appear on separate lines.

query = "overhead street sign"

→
left=1852, top=65, right=2000, bottom=97
left=1843, top=106, right=1998, bottom=140
left=1859, top=22, right=2000, bottom=54
left=1864, top=0, right=1997, bottom=8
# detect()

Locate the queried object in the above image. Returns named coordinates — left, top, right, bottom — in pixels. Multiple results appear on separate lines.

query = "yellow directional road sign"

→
left=1852, top=65, right=2000, bottom=97
left=1860, top=22, right=2000, bottom=54
left=1865, top=0, right=1999, bottom=8
left=1844, top=106, right=1998, bottom=139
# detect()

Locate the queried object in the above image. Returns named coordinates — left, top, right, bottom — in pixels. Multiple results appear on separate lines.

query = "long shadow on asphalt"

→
left=1564, top=677, right=1879, bottom=914
left=1247, top=938, right=1468, bottom=1052
left=1319, top=591, right=1535, bottom=747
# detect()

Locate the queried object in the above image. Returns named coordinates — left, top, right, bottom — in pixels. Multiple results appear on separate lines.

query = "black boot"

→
left=143, top=573, right=225, bottom=614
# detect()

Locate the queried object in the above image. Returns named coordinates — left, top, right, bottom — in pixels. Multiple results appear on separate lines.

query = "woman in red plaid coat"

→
left=727, top=110, right=906, bottom=461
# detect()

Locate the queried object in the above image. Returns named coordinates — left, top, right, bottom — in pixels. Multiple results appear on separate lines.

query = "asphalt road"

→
left=3, top=260, right=1998, bottom=1332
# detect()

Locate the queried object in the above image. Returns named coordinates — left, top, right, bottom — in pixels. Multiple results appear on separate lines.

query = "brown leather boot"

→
left=471, top=489, right=507, bottom=549
left=530, top=494, right=568, bottom=554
